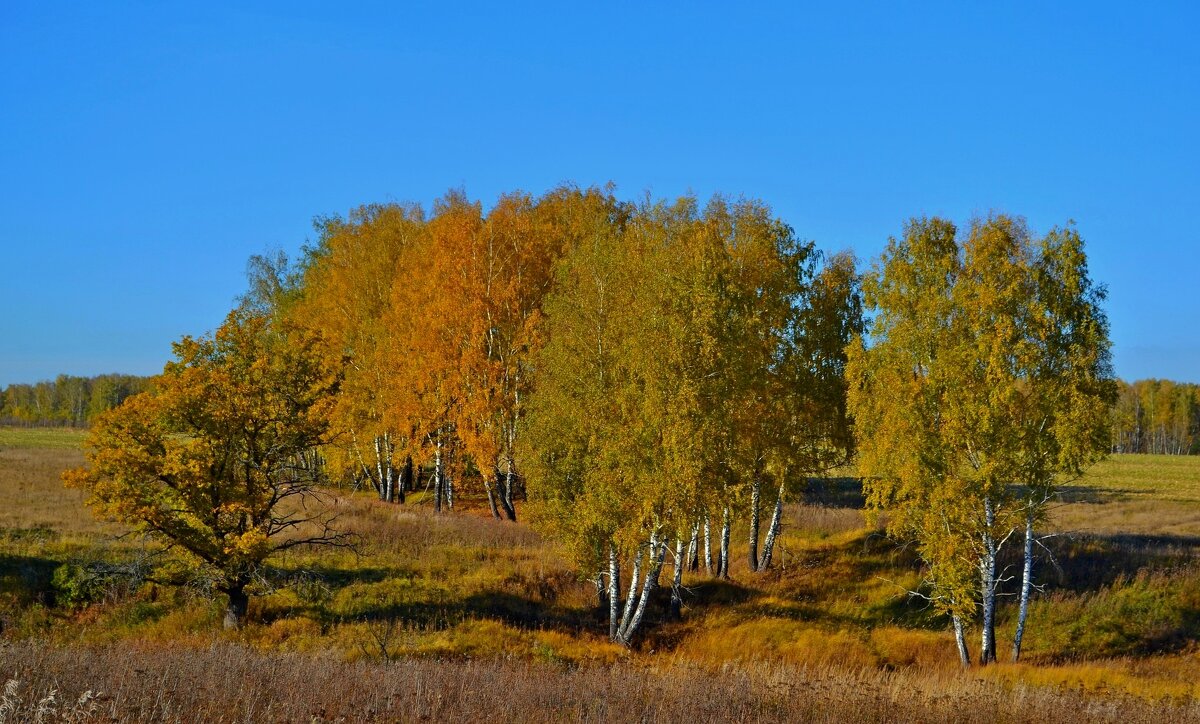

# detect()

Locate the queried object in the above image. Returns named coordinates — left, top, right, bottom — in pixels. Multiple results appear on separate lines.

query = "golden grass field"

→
left=3, top=426, right=1200, bottom=722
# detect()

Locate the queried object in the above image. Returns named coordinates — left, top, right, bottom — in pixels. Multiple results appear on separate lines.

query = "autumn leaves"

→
left=67, top=188, right=1112, bottom=653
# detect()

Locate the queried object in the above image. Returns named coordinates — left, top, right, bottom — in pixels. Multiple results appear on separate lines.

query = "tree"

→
left=847, top=215, right=1114, bottom=667
left=64, top=309, right=348, bottom=629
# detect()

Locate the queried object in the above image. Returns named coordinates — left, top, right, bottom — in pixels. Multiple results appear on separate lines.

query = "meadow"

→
left=2, top=426, right=1200, bottom=722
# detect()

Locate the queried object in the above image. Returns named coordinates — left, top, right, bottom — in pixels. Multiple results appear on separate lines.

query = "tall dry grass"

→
left=2, top=639, right=1195, bottom=723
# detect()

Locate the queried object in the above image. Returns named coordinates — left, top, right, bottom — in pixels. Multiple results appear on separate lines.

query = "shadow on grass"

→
left=804, top=477, right=865, bottom=509
left=0, top=552, right=59, bottom=604
left=1035, top=532, right=1200, bottom=592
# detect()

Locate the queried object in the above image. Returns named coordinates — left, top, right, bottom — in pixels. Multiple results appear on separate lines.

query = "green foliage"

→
left=1, top=374, right=150, bottom=427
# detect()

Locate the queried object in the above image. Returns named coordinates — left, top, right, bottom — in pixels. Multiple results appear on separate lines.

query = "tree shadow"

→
left=1029, top=532, right=1200, bottom=593
left=0, top=552, right=59, bottom=605
left=803, top=476, right=865, bottom=509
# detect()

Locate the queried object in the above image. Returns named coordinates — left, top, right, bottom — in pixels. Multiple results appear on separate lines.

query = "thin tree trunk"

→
left=499, top=456, right=518, bottom=521
left=617, top=546, right=643, bottom=637
left=1012, top=507, right=1035, bottom=662
left=608, top=543, right=621, bottom=642
left=669, top=537, right=685, bottom=620
left=703, top=516, right=713, bottom=575
left=979, top=496, right=998, bottom=666
left=760, top=480, right=785, bottom=570
left=374, top=435, right=388, bottom=502
left=687, top=520, right=700, bottom=572
left=719, top=507, right=731, bottom=578
left=433, top=436, right=443, bottom=514
left=618, top=534, right=665, bottom=646
left=222, top=575, right=250, bottom=630
left=484, top=472, right=501, bottom=519
left=748, top=475, right=761, bottom=572
left=953, top=614, right=971, bottom=668
left=396, top=454, right=410, bottom=504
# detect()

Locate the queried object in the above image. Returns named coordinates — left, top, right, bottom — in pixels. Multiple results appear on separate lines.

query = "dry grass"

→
left=3, top=639, right=1195, bottom=723
left=5, top=433, right=1200, bottom=719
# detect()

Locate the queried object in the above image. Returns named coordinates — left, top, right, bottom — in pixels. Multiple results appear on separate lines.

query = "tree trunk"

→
left=433, top=437, right=443, bottom=514
left=759, top=481, right=785, bottom=570
left=953, top=614, right=971, bottom=668
left=703, top=516, right=713, bottom=575
left=669, top=537, right=685, bottom=621
left=687, top=521, right=700, bottom=572
left=402, top=455, right=414, bottom=498
left=979, top=496, right=999, bottom=666
left=485, top=469, right=502, bottom=519
left=223, top=581, right=250, bottom=630
left=608, top=543, right=621, bottom=642
left=498, top=456, right=518, bottom=521
left=618, top=533, right=665, bottom=646
left=617, top=546, right=643, bottom=637
left=748, top=475, right=761, bottom=572
left=719, top=507, right=731, bottom=578
left=374, top=435, right=389, bottom=502
left=1012, top=508, right=1035, bottom=662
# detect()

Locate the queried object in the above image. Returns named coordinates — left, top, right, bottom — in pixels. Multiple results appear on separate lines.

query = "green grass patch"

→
left=0, top=426, right=87, bottom=449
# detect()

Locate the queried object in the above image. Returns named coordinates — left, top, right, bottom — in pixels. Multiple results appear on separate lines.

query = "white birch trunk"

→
left=686, top=520, right=700, bottom=572
left=759, top=480, right=785, bottom=570
left=719, top=507, right=731, bottom=578
left=1012, top=508, right=1035, bottom=662
left=953, top=614, right=971, bottom=668
left=748, top=476, right=761, bottom=572
left=618, top=533, right=666, bottom=646
left=608, top=543, right=621, bottom=642
left=979, top=496, right=998, bottom=665
left=617, top=546, right=643, bottom=637
left=669, top=537, right=685, bottom=620
left=703, top=516, right=713, bottom=575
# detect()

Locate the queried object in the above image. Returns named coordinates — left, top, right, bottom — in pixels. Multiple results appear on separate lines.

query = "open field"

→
left=4, top=430, right=1200, bottom=721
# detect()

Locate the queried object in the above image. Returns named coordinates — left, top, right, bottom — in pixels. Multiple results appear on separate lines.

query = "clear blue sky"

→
left=1, top=2, right=1197, bottom=386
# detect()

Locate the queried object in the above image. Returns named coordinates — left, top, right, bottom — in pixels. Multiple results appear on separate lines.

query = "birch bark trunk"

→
left=979, top=496, right=998, bottom=665
left=687, top=521, right=700, bottom=572
left=719, top=507, right=731, bottom=578
left=748, top=475, right=761, bottom=572
left=703, top=516, right=713, bottom=575
left=953, top=614, right=971, bottom=668
left=617, top=547, right=643, bottom=637
left=1012, top=508, right=1035, bottom=662
left=618, top=534, right=666, bottom=645
left=759, top=480, right=785, bottom=570
left=669, top=537, right=685, bottom=620
left=608, top=544, right=621, bottom=642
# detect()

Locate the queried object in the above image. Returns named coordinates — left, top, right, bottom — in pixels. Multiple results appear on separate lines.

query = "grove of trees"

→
left=1, top=374, right=149, bottom=426
left=63, top=187, right=1128, bottom=661
left=1111, top=379, right=1200, bottom=454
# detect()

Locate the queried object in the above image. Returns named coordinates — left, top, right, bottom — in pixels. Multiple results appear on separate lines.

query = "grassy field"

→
left=3, top=428, right=1200, bottom=721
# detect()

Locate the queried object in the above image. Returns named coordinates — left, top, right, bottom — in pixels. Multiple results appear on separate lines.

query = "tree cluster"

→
left=66, top=190, right=1118, bottom=658
left=1, top=374, right=150, bottom=427
left=846, top=215, right=1115, bottom=665
left=1111, top=379, right=1200, bottom=455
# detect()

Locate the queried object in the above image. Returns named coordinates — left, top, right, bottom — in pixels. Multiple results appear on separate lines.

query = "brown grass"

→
left=3, top=639, right=1195, bottom=723
left=5, top=433, right=1200, bottom=719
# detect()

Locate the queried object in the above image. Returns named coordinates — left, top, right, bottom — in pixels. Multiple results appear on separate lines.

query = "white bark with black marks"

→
left=718, top=507, right=731, bottom=578
left=1012, top=508, right=1036, bottom=662
left=748, top=475, right=761, bottom=572
left=759, top=480, right=785, bottom=570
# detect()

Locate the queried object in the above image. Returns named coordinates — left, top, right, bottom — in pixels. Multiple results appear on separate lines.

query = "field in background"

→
left=3, top=428, right=1200, bottom=721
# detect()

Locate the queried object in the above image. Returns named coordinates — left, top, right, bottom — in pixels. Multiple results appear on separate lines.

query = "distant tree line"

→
left=1111, top=379, right=1200, bottom=455
left=1, top=374, right=151, bottom=427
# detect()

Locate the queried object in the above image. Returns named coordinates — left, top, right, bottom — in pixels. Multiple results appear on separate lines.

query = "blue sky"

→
left=1, top=2, right=1197, bottom=386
